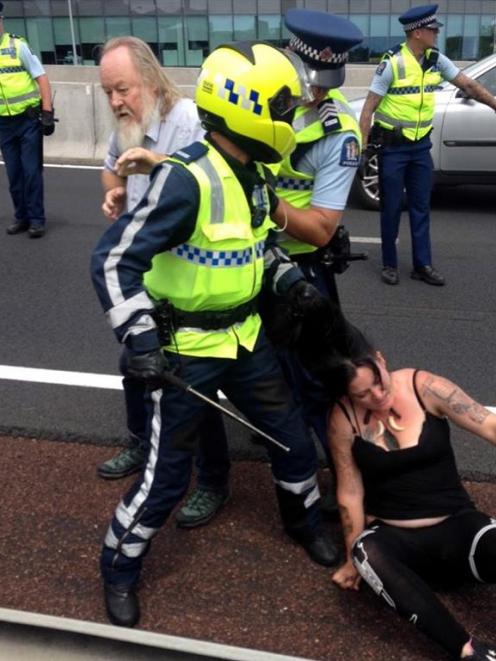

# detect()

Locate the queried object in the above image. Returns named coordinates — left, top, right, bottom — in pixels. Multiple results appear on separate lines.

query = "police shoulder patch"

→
left=339, top=136, right=360, bottom=167
left=171, top=141, right=208, bottom=164
left=375, top=61, right=387, bottom=76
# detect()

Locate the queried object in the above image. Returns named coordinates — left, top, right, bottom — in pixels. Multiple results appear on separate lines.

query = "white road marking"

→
left=0, top=365, right=494, bottom=412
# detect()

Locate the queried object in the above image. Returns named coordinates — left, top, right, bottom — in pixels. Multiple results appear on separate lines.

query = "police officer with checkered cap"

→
left=359, top=3, right=496, bottom=288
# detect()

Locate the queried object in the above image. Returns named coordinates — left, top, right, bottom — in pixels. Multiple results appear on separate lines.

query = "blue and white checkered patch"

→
left=276, top=177, right=314, bottom=191
left=390, top=85, right=437, bottom=95
left=170, top=241, right=265, bottom=267
left=216, top=76, right=262, bottom=116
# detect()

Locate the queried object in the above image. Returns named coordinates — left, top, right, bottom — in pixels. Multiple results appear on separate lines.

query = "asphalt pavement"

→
left=0, top=164, right=495, bottom=478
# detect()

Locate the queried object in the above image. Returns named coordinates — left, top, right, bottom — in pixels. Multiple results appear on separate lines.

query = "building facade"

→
left=2, top=0, right=496, bottom=66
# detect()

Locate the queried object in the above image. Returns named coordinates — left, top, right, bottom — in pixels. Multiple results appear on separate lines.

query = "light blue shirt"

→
left=18, top=40, right=45, bottom=79
left=370, top=50, right=460, bottom=97
left=105, top=97, right=205, bottom=210
left=296, top=130, right=360, bottom=211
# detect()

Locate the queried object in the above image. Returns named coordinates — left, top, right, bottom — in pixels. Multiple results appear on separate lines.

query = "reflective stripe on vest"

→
left=275, top=89, right=361, bottom=256
left=143, top=143, right=273, bottom=357
left=0, top=34, right=40, bottom=116
left=375, top=43, right=442, bottom=141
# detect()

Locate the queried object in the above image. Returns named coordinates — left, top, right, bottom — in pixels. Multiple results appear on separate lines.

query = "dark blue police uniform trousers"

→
left=101, top=329, right=320, bottom=586
left=379, top=134, right=433, bottom=269
left=189, top=260, right=336, bottom=493
left=119, top=347, right=231, bottom=491
left=0, top=112, right=45, bottom=226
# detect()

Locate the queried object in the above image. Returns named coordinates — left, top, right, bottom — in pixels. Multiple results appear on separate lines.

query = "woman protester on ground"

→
left=296, top=313, right=496, bottom=660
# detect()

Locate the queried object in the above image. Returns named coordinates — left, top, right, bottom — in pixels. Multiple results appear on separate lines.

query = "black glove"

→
left=40, top=109, right=56, bottom=136
left=286, top=280, right=327, bottom=319
left=125, top=349, right=171, bottom=390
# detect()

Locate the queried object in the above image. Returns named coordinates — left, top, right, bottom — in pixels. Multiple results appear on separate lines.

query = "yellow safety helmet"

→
left=195, top=41, right=313, bottom=163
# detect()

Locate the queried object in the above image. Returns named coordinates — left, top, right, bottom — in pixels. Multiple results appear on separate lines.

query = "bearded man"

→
left=96, top=37, right=226, bottom=480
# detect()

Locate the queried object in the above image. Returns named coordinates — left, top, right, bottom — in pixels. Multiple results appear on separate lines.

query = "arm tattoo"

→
left=423, top=376, right=490, bottom=425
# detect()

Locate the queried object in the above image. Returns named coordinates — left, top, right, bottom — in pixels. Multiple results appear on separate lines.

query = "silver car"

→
left=350, top=53, right=496, bottom=210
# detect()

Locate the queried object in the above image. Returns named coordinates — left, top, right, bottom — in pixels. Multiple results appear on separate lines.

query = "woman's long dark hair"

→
left=294, top=298, right=379, bottom=402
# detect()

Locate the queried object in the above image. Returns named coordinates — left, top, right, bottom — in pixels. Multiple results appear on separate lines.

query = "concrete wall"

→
left=41, top=61, right=471, bottom=165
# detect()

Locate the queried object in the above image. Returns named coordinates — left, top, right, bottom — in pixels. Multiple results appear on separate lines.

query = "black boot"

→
left=288, top=529, right=340, bottom=567
left=104, top=583, right=140, bottom=627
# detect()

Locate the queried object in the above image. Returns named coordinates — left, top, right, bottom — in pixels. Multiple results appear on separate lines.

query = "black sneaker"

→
left=28, top=224, right=45, bottom=238
left=97, top=445, right=147, bottom=480
left=411, top=265, right=445, bottom=286
left=381, top=267, right=399, bottom=285
left=175, top=488, right=230, bottom=528
left=6, top=221, right=29, bottom=235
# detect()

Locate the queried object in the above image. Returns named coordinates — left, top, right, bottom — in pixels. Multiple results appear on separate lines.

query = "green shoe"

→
left=97, top=445, right=147, bottom=480
left=175, top=488, right=230, bottom=528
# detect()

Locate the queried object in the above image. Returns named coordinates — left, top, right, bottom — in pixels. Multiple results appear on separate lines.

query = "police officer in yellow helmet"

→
left=91, top=41, right=340, bottom=628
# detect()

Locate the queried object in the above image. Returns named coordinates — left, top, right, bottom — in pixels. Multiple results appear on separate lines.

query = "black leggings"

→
left=351, top=510, right=496, bottom=657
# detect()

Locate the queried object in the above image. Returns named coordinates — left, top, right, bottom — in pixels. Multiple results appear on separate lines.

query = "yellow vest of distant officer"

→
left=0, top=32, right=40, bottom=116
left=374, top=42, right=443, bottom=142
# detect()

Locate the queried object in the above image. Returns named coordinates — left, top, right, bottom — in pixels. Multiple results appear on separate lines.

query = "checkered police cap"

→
left=399, top=4, right=443, bottom=32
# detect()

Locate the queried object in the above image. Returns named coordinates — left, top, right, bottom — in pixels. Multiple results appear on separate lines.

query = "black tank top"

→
left=341, top=370, right=474, bottom=520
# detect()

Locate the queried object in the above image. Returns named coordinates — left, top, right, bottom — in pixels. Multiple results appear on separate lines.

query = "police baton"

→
left=161, top=370, right=290, bottom=453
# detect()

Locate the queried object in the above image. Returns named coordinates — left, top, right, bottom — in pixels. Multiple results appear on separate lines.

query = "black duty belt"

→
left=173, top=298, right=258, bottom=331
left=372, top=125, right=432, bottom=147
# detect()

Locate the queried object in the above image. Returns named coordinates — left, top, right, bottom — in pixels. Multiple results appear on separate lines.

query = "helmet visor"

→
left=281, top=49, right=315, bottom=105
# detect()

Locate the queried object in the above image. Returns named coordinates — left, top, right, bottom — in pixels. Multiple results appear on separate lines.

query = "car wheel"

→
left=351, top=151, right=381, bottom=210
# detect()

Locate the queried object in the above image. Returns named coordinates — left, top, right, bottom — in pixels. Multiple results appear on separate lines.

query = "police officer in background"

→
left=0, top=1, right=55, bottom=238
left=175, top=9, right=363, bottom=528
left=91, top=41, right=339, bottom=628
left=359, top=4, right=496, bottom=287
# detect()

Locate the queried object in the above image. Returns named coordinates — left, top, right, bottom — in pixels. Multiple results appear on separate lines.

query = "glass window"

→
left=371, top=0, right=390, bottom=12
left=369, top=15, right=389, bottom=61
left=104, top=1, right=130, bottom=15
left=448, top=0, right=464, bottom=11
left=482, top=1, right=496, bottom=11
left=479, top=15, right=496, bottom=59
left=156, top=0, right=182, bottom=13
left=185, top=15, right=208, bottom=65
left=5, top=19, right=27, bottom=36
left=389, top=15, right=404, bottom=46
left=330, top=0, right=348, bottom=13
left=462, top=15, right=480, bottom=60
left=234, top=0, right=256, bottom=12
left=391, top=0, right=409, bottom=10
left=184, top=0, right=208, bottom=13
left=26, top=16, right=55, bottom=62
left=349, top=14, right=369, bottom=62
left=304, top=0, right=327, bottom=11
left=209, top=0, right=232, bottom=12
left=79, top=17, right=104, bottom=65
left=131, top=17, right=158, bottom=55
left=105, top=16, right=132, bottom=38
left=23, top=1, right=50, bottom=16
left=258, top=0, right=281, bottom=13
left=158, top=15, right=185, bottom=66
left=209, top=15, right=233, bottom=49
left=75, top=1, right=104, bottom=16
left=257, top=14, right=281, bottom=44
left=445, top=14, right=463, bottom=59
left=234, top=15, right=256, bottom=40
left=130, top=0, right=156, bottom=15
left=51, top=1, right=70, bottom=15
left=3, top=2, right=23, bottom=17
left=350, top=0, right=370, bottom=13
left=53, top=16, right=81, bottom=64
left=476, top=64, right=496, bottom=95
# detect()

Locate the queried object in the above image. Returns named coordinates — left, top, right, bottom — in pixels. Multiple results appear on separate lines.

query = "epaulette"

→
left=317, top=99, right=342, bottom=134
left=383, top=43, right=402, bottom=59
left=171, top=141, right=208, bottom=164
left=425, top=47, right=439, bottom=67
left=8, top=33, right=24, bottom=41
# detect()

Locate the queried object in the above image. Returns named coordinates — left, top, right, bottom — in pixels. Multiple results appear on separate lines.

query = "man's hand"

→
left=102, top=186, right=127, bottom=221
left=40, top=109, right=56, bottom=136
left=115, top=147, right=168, bottom=177
left=125, top=349, right=171, bottom=390
left=287, top=280, right=327, bottom=318
left=332, top=560, right=361, bottom=591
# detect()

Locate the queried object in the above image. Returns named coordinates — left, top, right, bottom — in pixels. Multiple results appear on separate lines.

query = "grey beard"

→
left=115, top=101, right=160, bottom=154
